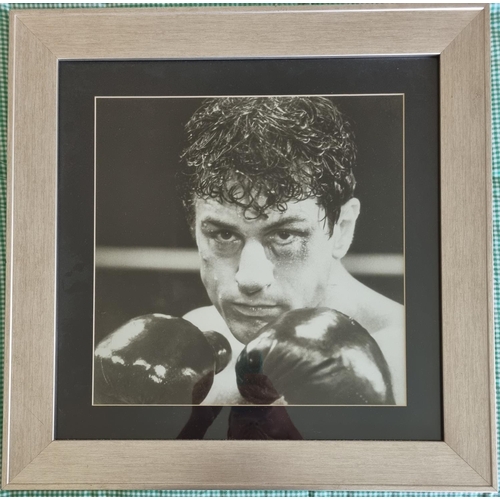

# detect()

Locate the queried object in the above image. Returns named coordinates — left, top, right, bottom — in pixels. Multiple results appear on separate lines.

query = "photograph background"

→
left=95, top=95, right=404, bottom=344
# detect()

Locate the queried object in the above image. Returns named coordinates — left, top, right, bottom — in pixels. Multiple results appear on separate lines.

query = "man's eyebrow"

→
left=262, top=217, right=311, bottom=230
left=200, top=216, right=310, bottom=231
left=200, top=217, right=240, bottom=231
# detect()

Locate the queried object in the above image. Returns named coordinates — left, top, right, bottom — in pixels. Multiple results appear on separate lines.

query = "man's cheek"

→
left=276, top=259, right=308, bottom=287
left=275, top=260, right=321, bottom=308
left=199, top=256, right=216, bottom=292
left=199, top=257, right=230, bottom=301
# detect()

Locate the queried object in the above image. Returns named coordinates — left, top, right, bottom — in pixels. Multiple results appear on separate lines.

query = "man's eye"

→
left=276, top=231, right=292, bottom=241
left=269, top=231, right=297, bottom=245
left=215, top=230, right=237, bottom=242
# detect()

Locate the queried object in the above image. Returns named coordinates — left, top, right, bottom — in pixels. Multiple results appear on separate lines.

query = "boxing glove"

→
left=236, top=307, right=395, bottom=405
left=94, top=313, right=231, bottom=405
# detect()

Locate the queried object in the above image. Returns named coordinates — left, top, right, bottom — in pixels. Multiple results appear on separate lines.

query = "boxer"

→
left=180, top=96, right=405, bottom=405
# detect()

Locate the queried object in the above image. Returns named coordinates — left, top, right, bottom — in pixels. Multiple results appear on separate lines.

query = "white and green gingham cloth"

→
left=0, top=3, right=499, bottom=496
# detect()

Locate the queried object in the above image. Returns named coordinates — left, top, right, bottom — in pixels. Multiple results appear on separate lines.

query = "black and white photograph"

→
left=92, top=94, right=406, bottom=408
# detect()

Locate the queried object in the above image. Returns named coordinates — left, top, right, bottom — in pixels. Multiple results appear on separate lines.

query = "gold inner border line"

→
left=92, top=93, right=406, bottom=408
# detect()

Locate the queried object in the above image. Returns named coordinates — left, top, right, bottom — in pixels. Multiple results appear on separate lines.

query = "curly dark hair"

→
left=179, top=96, right=357, bottom=233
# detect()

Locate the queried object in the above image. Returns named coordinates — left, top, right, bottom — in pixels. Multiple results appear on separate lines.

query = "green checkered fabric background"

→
left=0, top=2, right=499, bottom=496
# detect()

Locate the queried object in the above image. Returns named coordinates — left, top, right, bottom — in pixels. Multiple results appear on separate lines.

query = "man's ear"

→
left=331, top=198, right=361, bottom=259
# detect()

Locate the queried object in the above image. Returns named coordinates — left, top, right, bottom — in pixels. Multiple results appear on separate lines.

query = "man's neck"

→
left=322, top=260, right=401, bottom=333
left=322, top=261, right=361, bottom=316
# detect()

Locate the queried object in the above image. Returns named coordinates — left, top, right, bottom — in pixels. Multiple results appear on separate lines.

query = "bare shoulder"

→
left=183, top=306, right=229, bottom=333
left=358, top=284, right=404, bottom=333
left=367, top=300, right=406, bottom=406
left=183, top=305, right=244, bottom=353
left=353, top=282, right=406, bottom=404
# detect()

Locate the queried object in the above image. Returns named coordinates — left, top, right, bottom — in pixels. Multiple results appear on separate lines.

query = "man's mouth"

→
left=230, top=303, right=283, bottom=319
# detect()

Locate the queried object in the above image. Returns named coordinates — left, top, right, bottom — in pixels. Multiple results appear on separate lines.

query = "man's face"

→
left=194, top=197, right=338, bottom=345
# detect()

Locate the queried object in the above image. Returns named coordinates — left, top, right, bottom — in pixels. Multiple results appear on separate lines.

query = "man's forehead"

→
left=195, top=197, right=325, bottom=226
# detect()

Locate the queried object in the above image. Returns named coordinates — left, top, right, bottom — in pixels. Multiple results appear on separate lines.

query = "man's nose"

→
left=235, top=241, right=274, bottom=295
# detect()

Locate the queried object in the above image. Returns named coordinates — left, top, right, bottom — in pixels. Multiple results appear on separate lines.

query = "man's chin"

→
left=225, top=317, right=273, bottom=345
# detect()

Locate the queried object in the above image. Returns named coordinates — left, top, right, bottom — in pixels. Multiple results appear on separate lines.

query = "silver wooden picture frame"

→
left=3, top=4, right=496, bottom=491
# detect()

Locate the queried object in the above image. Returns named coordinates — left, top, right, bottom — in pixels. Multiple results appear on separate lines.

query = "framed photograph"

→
left=3, top=4, right=496, bottom=491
